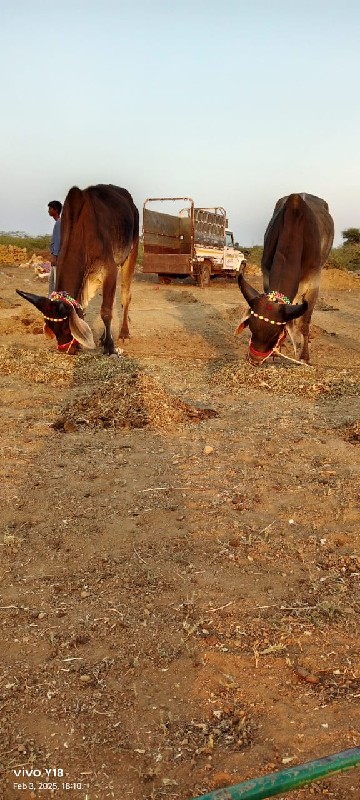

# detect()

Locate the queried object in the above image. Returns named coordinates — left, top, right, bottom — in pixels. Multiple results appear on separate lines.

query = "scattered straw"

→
left=212, top=360, right=360, bottom=399
left=0, top=345, right=140, bottom=387
left=0, top=344, right=75, bottom=385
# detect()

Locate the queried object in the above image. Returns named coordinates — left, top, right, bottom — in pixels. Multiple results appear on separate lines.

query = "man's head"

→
left=48, top=200, right=62, bottom=219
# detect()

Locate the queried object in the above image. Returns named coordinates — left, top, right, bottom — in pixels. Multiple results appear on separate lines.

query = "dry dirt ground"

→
left=0, top=262, right=359, bottom=800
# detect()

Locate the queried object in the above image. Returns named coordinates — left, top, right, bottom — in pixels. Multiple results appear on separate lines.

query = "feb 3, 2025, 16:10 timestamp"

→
left=13, top=783, right=87, bottom=791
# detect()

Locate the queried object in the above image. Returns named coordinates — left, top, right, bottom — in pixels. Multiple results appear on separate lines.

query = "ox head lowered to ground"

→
left=236, top=275, right=308, bottom=365
left=236, top=193, right=334, bottom=365
left=17, top=184, right=139, bottom=355
left=16, top=290, right=96, bottom=355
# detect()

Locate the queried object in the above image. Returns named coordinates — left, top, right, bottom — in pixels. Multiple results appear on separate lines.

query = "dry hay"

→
left=0, top=344, right=76, bottom=385
left=61, top=371, right=218, bottom=430
left=0, top=345, right=218, bottom=429
left=213, top=360, right=360, bottom=400
left=0, top=346, right=143, bottom=388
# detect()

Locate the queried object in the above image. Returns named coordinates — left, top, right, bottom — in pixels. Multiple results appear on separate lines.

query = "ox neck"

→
left=55, top=245, right=85, bottom=303
left=268, top=251, right=302, bottom=302
left=268, top=276, right=298, bottom=303
left=55, top=276, right=82, bottom=304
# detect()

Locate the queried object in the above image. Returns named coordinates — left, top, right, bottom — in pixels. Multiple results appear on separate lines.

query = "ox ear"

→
left=44, top=323, right=56, bottom=339
left=234, top=311, right=250, bottom=335
left=68, top=308, right=96, bottom=349
left=283, top=299, right=308, bottom=322
left=238, top=274, right=261, bottom=305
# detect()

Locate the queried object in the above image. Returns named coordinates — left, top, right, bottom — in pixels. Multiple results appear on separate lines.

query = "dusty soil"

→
left=0, top=262, right=359, bottom=800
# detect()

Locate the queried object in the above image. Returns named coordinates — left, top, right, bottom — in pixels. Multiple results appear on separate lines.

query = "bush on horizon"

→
left=0, top=232, right=51, bottom=250
left=1, top=233, right=359, bottom=272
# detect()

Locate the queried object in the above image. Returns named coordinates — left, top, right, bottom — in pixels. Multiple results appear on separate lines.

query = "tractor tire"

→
left=197, top=261, right=211, bottom=288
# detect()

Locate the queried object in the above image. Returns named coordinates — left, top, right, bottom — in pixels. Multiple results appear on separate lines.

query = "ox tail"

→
left=59, top=187, right=84, bottom=256
left=123, top=204, right=139, bottom=287
left=130, top=204, right=140, bottom=267
left=277, top=193, right=305, bottom=252
left=281, top=193, right=305, bottom=230
left=119, top=205, right=140, bottom=340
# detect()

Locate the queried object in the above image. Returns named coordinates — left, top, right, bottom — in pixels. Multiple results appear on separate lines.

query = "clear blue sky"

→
left=1, top=0, right=359, bottom=246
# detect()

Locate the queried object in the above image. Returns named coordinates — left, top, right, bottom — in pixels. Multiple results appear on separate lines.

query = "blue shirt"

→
left=50, top=217, right=61, bottom=256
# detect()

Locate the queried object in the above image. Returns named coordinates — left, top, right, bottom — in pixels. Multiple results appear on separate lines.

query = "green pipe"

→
left=191, top=747, right=360, bottom=800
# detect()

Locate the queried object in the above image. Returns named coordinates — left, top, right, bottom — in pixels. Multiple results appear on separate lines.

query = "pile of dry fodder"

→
left=62, top=368, right=218, bottom=430
left=212, top=360, right=360, bottom=399
left=0, top=346, right=217, bottom=429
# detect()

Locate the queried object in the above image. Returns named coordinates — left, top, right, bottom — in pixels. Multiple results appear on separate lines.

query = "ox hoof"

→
left=120, top=327, right=130, bottom=341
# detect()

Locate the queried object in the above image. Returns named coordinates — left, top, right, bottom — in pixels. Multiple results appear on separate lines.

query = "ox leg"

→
left=298, top=322, right=310, bottom=362
left=100, top=265, right=118, bottom=355
left=119, top=241, right=138, bottom=341
left=297, top=286, right=319, bottom=363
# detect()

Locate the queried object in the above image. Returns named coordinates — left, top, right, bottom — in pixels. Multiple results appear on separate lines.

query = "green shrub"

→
left=137, top=239, right=143, bottom=266
left=341, top=227, right=360, bottom=245
left=327, top=244, right=360, bottom=272
left=0, top=233, right=51, bottom=250
left=243, top=243, right=360, bottom=273
left=247, top=245, right=263, bottom=267
left=238, top=245, right=263, bottom=266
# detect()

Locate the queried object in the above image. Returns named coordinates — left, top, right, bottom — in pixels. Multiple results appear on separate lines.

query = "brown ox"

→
left=237, top=193, right=334, bottom=364
left=17, top=184, right=139, bottom=355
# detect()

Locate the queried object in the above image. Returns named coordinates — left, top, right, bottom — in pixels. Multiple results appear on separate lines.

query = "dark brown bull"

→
left=17, top=184, right=139, bottom=355
left=236, top=193, right=334, bottom=364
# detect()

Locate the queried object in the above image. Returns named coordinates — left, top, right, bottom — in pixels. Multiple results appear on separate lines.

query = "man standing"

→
left=48, top=200, right=62, bottom=295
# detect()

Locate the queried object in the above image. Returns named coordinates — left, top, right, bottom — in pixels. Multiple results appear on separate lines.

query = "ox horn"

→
left=282, top=299, right=308, bottom=322
left=16, top=290, right=47, bottom=311
left=238, top=274, right=261, bottom=304
left=16, top=290, right=69, bottom=319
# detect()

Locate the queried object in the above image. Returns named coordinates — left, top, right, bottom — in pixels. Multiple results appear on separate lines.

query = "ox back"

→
left=262, top=193, right=334, bottom=294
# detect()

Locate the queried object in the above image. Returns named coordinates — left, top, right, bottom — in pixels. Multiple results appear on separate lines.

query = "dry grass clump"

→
left=62, top=372, right=218, bottom=430
left=166, top=703, right=255, bottom=759
left=340, top=419, right=360, bottom=443
left=213, top=360, right=360, bottom=399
